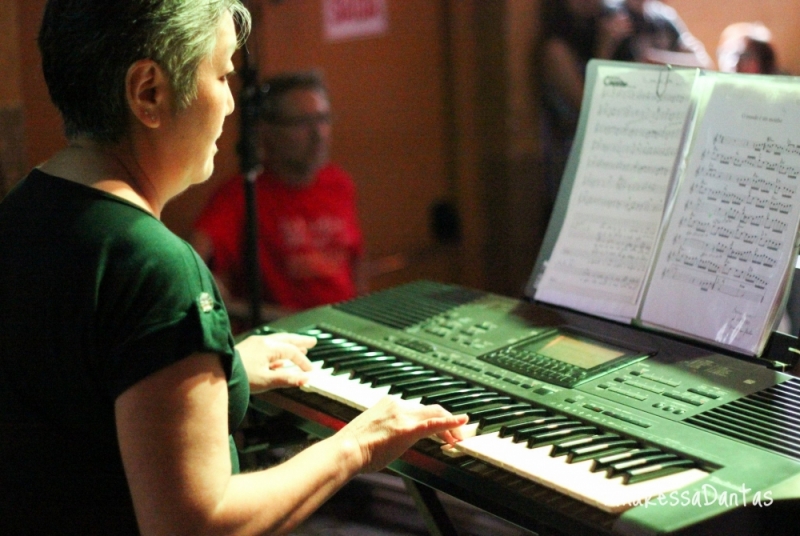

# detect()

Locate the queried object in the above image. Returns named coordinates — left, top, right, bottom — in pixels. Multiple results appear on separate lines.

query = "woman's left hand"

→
left=235, top=333, right=317, bottom=393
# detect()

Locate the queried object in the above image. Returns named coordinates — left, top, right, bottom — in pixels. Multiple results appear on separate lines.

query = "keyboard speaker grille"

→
left=686, top=378, right=800, bottom=460
left=333, top=280, right=486, bottom=329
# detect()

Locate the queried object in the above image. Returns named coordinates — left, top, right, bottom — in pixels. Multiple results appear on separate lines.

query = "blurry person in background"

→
left=717, top=22, right=780, bottom=75
left=605, top=0, right=713, bottom=68
left=192, top=71, right=364, bottom=326
left=537, top=0, right=630, bottom=206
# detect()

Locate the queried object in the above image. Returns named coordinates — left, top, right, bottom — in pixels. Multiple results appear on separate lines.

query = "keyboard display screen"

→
left=480, top=329, right=651, bottom=387
left=529, top=333, right=627, bottom=369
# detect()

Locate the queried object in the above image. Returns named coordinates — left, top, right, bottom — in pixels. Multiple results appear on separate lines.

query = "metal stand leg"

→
left=402, top=476, right=460, bottom=536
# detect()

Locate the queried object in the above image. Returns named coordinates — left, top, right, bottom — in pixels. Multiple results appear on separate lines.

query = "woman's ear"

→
left=126, top=59, right=168, bottom=128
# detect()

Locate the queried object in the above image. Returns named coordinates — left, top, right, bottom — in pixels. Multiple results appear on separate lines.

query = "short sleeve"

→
left=97, top=226, right=238, bottom=400
left=108, top=289, right=235, bottom=399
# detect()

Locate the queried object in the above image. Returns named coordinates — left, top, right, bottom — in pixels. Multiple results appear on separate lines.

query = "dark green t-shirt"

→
left=0, top=170, right=250, bottom=534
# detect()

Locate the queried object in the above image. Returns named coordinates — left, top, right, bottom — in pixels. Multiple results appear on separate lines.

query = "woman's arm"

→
left=116, top=352, right=467, bottom=536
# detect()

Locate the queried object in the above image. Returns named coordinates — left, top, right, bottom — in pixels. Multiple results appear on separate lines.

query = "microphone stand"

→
left=236, top=43, right=263, bottom=330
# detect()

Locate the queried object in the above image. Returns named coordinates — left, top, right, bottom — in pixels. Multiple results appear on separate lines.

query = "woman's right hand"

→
left=337, top=396, right=469, bottom=474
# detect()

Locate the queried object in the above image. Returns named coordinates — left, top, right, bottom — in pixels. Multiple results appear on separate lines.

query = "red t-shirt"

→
left=194, top=164, right=363, bottom=310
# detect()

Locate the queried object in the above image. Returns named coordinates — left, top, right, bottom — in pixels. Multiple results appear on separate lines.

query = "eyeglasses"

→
left=270, top=113, right=333, bottom=128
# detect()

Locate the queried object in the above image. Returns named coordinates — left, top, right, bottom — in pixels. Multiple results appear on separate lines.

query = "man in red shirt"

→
left=192, top=71, right=364, bottom=324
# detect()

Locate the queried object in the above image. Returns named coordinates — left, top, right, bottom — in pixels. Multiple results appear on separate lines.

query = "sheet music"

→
left=535, top=64, right=696, bottom=319
left=641, top=77, right=800, bottom=355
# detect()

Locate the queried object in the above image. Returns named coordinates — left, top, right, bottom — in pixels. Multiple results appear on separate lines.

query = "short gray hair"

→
left=39, top=0, right=252, bottom=142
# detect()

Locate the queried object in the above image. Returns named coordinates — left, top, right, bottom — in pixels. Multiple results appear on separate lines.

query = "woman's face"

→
left=162, top=12, right=237, bottom=189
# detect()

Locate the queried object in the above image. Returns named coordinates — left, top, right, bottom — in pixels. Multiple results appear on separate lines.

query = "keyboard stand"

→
left=403, top=477, right=460, bottom=536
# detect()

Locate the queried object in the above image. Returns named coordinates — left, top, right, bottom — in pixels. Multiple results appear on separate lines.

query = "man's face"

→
left=263, top=88, right=332, bottom=185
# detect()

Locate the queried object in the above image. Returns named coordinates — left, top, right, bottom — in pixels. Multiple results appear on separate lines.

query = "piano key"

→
left=513, top=420, right=584, bottom=443
left=334, top=355, right=397, bottom=374
left=499, top=415, right=567, bottom=438
left=309, top=336, right=350, bottom=349
left=400, top=380, right=470, bottom=399
left=322, top=350, right=386, bottom=367
left=550, top=433, right=620, bottom=457
left=351, top=361, right=416, bottom=379
left=309, top=344, right=369, bottom=359
left=388, top=376, right=457, bottom=396
left=303, top=365, right=393, bottom=409
left=370, top=368, right=436, bottom=387
left=469, top=403, right=534, bottom=422
left=623, top=459, right=697, bottom=484
left=508, top=419, right=579, bottom=442
left=477, top=408, right=549, bottom=432
left=358, top=364, right=421, bottom=383
left=423, top=387, right=489, bottom=405
left=606, top=453, right=679, bottom=478
left=444, top=395, right=514, bottom=413
left=566, top=439, right=639, bottom=463
left=591, top=447, right=663, bottom=472
left=451, top=432, right=708, bottom=513
left=527, top=425, right=598, bottom=448
left=322, top=354, right=386, bottom=372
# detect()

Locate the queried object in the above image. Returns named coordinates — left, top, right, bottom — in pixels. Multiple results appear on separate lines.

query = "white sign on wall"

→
left=323, top=0, right=389, bottom=42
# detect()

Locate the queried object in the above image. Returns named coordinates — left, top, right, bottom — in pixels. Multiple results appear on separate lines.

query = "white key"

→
left=450, top=432, right=708, bottom=513
left=301, top=364, right=425, bottom=411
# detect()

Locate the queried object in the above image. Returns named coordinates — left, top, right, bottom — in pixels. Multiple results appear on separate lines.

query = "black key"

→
left=312, top=344, right=368, bottom=358
left=567, top=439, right=638, bottom=463
left=499, top=415, right=566, bottom=438
left=511, top=420, right=583, bottom=443
left=300, top=330, right=333, bottom=342
left=308, top=337, right=350, bottom=351
left=444, top=395, right=514, bottom=413
left=607, top=453, right=678, bottom=478
left=478, top=407, right=548, bottom=431
left=402, top=380, right=469, bottom=399
left=388, top=375, right=453, bottom=395
left=527, top=425, right=598, bottom=449
left=322, top=350, right=382, bottom=368
left=591, top=447, right=662, bottom=472
left=370, top=368, right=434, bottom=387
left=330, top=353, right=389, bottom=374
left=395, top=378, right=462, bottom=398
left=551, top=433, right=620, bottom=458
left=325, top=351, right=384, bottom=369
left=346, top=357, right=403, bottom=376
left=623, top=459, right=696, bottom=484
left=480, top=411, right=551, bottom=435
left=356, top=362, right=416, bottom=382
left=423, top=387, right=489, bottom=405
left=470, top=403, right=533, bottom=421
left=306, top=342, right=355, bottom=359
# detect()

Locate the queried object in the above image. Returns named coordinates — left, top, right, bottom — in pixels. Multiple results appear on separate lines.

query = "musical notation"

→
left=595, top=103, right=689, bottom=124
left=642, top=77, right=800, bottom=354
left=656, top=128, right=799, bottom=307
left=536, top=62, right=800, bottom=356
left=584, top=158, right=671, bottom=178
left=537, top=63, right=697, bottom=319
